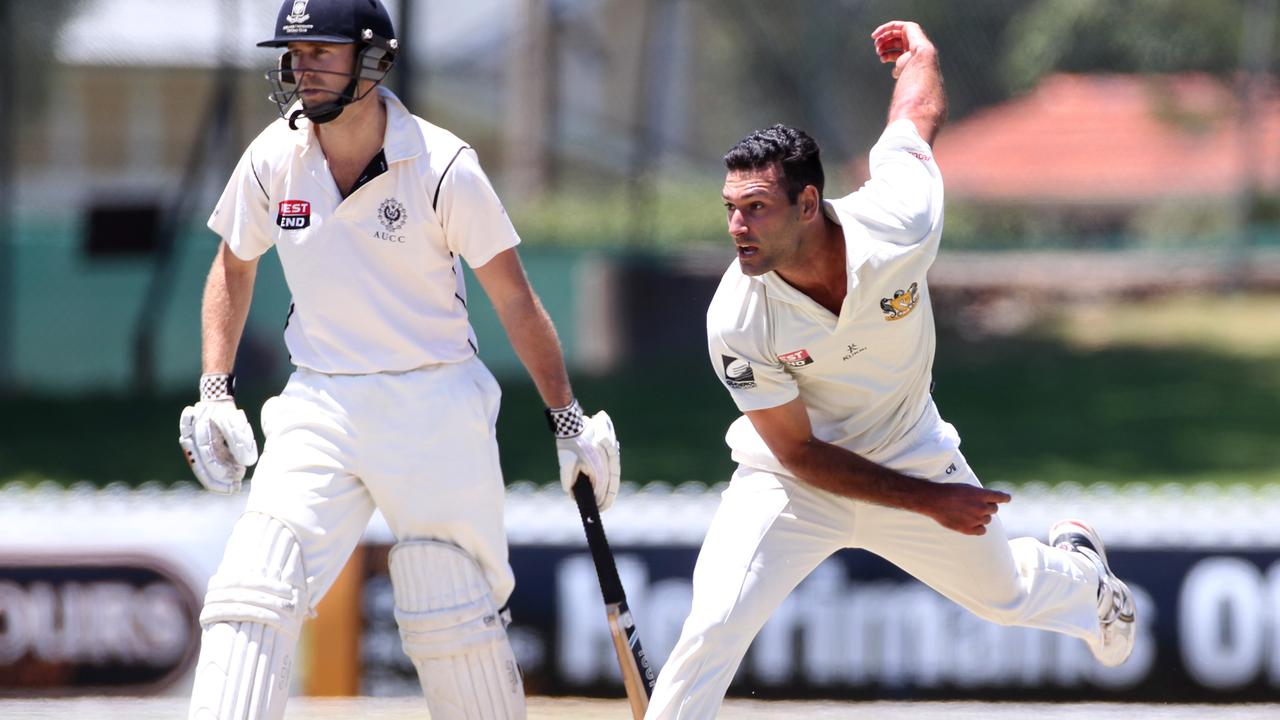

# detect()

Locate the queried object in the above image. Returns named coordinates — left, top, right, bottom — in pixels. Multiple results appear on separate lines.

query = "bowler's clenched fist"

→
left=924, top=483, right=1012, bottom=536
left=871, top=20, right=935, bottom=79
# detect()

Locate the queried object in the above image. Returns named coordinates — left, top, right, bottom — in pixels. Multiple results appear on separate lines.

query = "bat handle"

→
left=572, top=471, right=597, bottom=513
left=572, top=471, right=628, bottom=607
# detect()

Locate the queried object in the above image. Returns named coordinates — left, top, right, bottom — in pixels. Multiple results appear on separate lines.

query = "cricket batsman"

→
left=178, top=1, right=620, bottom=717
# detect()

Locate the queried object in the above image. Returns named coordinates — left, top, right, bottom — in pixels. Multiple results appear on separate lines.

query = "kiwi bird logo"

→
left=378, top=198, right=407, bottom=232
left=880, top=282, right=920, bottom=321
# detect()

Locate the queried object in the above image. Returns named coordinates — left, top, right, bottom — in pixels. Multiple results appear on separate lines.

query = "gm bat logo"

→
left=617, top=607, right=657, bottom=689
left=277, top=200, right=311, bottom=229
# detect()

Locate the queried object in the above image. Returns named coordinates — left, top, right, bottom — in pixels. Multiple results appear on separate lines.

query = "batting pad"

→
left=389, top=540, right=526, bottom=720
left=189, top=513, right=308, bottom=720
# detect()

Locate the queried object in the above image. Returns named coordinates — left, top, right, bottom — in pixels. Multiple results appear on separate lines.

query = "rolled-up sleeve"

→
left=837, top=119, right=944, bottom=248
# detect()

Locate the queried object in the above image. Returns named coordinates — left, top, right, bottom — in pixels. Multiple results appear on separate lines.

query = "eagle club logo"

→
left=880, top=281, right=920, bottom=321
left=374, top=198, right=408, bottom=243
left=778, top=349, right=814, bottom=368
left=721, top=355, right=757, bottom=390
left=276, top=200, right=311, bottom=229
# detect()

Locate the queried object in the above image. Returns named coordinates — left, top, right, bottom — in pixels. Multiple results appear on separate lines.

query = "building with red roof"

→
left=932, top=73, right=1280, bottom=204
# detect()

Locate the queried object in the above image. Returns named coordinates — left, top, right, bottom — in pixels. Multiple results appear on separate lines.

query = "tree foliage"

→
left=1000, top=0, right=1255, bottom=93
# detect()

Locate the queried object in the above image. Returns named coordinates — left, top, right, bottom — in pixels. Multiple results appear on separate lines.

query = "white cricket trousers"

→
left=242, top=355, right=516, bottom=616
left=646, top=460, right=1102, bottom=720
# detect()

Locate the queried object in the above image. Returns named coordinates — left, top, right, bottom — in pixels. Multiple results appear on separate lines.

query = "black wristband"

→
left=199, top=373, right=235, bottom=401
left=545, top=399, right=585, bottom=438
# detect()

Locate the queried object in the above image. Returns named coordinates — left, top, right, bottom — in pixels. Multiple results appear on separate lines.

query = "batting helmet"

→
left=259, top=0, right=399, bottom=127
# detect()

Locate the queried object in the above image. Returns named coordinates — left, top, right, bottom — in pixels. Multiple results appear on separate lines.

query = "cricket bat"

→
left=571, top=473, right=657, bottom=719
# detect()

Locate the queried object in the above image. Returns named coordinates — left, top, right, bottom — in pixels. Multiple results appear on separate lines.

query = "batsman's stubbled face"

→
left=287, top=41, right=356, bottom=105
left=722, top=164, right=805, bottom=277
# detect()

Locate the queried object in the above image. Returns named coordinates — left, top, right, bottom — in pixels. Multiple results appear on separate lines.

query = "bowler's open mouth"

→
left=737, top=245, right=759, bottom=258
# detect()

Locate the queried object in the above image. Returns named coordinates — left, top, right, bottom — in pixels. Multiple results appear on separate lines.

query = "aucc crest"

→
left=880, top=282, right=920, bottom=321
left=378, top=198, right=407, bottom=233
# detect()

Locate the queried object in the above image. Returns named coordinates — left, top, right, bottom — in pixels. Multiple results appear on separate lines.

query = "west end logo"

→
left=778, top=349, right=814, bottom=368
left=276, top=200, right=311, bottom=229
left=374, top=198, right=408, bottom=243
left=880, top=281, right=920, bottom=321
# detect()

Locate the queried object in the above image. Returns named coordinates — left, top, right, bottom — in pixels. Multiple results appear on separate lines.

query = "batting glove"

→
left=178, top=373, right=260, bottom=494
left=548, top=400, right=620, bottom=512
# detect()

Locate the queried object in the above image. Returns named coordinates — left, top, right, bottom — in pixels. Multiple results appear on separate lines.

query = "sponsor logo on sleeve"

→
left=880, top=281, right=920, bottom=321
left=276, top=200, right=311, bottom=229
left=721, top=355, right=757, bottom=390
left=906, top=150, right=932, bottom=163
left=778, top=349, right=814, bottom=368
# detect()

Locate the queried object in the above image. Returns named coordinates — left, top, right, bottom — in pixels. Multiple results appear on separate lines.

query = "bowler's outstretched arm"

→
left=873, top=20, right=947, bottom=144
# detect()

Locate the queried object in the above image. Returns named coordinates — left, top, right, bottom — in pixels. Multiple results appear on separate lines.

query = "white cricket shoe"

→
left=1049, top=519, right=1136, bottom=667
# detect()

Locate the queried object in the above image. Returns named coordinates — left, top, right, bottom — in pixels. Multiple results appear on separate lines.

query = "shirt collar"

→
left=290, top=86, right=424, bottom=163
left=757, top=198, right=869, bottom=304
left=377, top=86, right=425, bottom=163
left=823, top=197, right=872, bottom=281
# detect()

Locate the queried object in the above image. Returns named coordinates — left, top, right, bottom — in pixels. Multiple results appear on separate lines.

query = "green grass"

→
left=931, top=338, right=1280, bottom=486
left=0, top=368, right=742, bottom=488
left=3, top=295, right=1279, bottom=489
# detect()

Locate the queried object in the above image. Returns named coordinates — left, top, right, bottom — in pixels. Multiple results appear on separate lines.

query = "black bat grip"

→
left=572, top=472, right=627, bottom=605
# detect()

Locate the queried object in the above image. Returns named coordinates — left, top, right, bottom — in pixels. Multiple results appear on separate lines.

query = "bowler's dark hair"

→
left=723, top=124, right=824, bottom=203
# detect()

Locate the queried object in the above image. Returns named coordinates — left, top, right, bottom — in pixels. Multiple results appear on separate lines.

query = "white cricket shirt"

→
left=707, top=119, right=961, bottom=477
left=208, top=87, right=520, bottom=375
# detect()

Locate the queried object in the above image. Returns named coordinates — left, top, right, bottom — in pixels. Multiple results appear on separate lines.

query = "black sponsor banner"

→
left=0, top=555, right=201, bottom=695
left=360, top=544, right=1280, bottom=701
